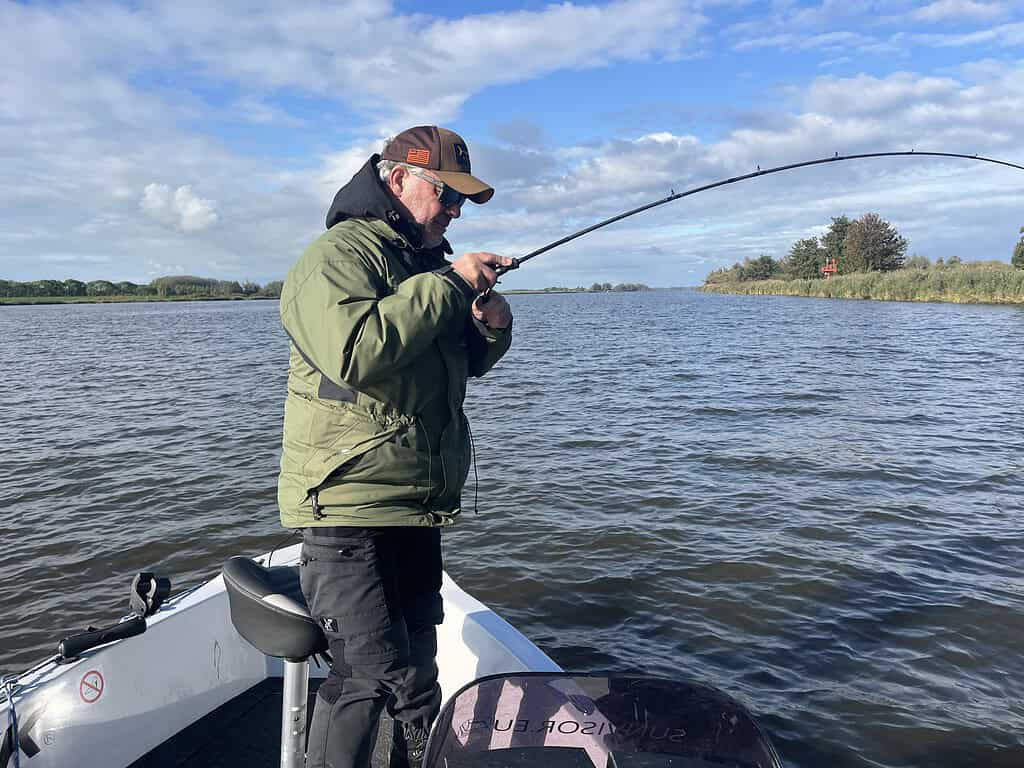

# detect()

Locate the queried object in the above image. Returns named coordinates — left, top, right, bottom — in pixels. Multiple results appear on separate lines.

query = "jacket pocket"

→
left=303, top=424, right=402, bottom=493
left=312, top=423, right=432, bottom=511
left=285, top=392, right=403, bottom=494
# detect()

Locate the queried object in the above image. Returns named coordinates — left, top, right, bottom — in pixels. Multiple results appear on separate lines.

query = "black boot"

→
left=390, top=721, right=430, bottom=768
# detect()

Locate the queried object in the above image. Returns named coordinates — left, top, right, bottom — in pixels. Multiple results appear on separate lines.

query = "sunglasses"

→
left=403, top=165, right=467, bottom=209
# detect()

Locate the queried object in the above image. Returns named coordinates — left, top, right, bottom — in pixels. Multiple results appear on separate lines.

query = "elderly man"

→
left=277, top=126, right=513, bottom=768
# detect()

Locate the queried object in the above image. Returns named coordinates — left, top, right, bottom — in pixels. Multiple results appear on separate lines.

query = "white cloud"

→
left=912, top=0, right=1007, bottom=22
left=733, top=29, right=882, bottom=52
left=146, top=259, right=186, bottom=277
left=312, top=142, right=382, bottom=205
left=134, top=0, right=706, bottom=127
left=140, top=184, right=219, bottom=232
left=803, top=73, right=961, bottom=116
left=173, top=187, right=220, bottom=232
left=40, top=253, right=111, bottom=264
left=911, top=20, right=1024, bottom=45
left=228, top=97, right=305, bottom=126
left=725, top=1, right=1017, bottom=55
left=820, top=56, right=854, bottom=67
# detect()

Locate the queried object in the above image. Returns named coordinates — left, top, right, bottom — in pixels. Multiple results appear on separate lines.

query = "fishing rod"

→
left=491, top=150, right=1024, bottom=278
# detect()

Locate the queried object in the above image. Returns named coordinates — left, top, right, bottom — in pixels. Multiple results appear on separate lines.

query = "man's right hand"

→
left=450, top=252, right=515, bottom=293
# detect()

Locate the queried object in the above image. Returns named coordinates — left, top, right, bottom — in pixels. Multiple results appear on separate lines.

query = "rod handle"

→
left=58, top=616, right=147, bottom=661
left=493, top=257, right=520, bottom=278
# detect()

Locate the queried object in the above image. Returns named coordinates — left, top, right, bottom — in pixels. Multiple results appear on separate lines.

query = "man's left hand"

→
left=472, top=292, right=512, bottom=330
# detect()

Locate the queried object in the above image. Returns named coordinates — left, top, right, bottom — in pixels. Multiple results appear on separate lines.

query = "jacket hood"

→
left=325, top=154, right=452, bottom=258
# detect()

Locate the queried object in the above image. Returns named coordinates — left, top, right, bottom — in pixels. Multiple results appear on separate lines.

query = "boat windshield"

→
left=424, top=673, right=782, bottom=768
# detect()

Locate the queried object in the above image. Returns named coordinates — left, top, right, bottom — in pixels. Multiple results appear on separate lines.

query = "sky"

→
left=2, top=0, right=1023, bottom=289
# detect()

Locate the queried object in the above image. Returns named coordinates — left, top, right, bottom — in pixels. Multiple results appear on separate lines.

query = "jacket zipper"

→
left=311, top=490, right=325, bottom=520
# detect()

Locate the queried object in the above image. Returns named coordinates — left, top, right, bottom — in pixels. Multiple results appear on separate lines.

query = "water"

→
left=1, top=291, right=1021, bottom=767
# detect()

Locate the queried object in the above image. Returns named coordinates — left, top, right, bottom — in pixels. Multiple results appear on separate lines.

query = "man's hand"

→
left=472, top=292, right=512, bottom=330
left=451, top=252, right=514, bottom=293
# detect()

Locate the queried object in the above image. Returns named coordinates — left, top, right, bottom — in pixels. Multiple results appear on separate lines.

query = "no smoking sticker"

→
left=79, top=670, right=104, bottom=703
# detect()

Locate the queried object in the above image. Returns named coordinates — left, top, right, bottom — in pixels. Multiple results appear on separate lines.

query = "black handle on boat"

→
left=58, top=616, right=147, bottom=661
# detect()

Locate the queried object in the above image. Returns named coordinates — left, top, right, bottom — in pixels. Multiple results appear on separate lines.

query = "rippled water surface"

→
left=1, top=292, right=1022, bottom=767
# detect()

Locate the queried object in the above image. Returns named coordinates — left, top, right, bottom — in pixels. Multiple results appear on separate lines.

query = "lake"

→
left=1, top=291, right=1021, bottom=767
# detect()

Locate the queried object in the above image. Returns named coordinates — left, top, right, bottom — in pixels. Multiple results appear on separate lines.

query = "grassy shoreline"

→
left=701, top=265, right=1024, bottom=305
left=2, top=288, right=657, bottom=304
left=0, top=294, right=280, bottom=306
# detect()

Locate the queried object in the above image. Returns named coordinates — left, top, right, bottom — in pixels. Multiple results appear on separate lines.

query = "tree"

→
left=739, top=254, right=780, bottom=281
left=29, top=279, right=64, bottom=297
left=842, top=213, right=907, bottom=273
left=262, top=281, right=284, bottom=297
left=703, top=264, right=742, bottom=285
left=784, top=237, right=825, bottom=279
left=1013, top=227, right=1024, bottom=270
left=152, top=275, right=219, bottom=296
left=822, top=216, right=850, bottom=270
left=63, top=279, right=86, bottom=296
left=86, top=280, right=117, bottom=296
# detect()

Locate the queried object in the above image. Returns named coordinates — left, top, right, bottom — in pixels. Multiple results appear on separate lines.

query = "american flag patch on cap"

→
left=407, top=148, right=431, bottom=165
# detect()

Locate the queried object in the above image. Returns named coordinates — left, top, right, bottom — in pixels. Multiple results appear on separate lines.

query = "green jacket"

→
left=277, top=160, right=511, bottom=529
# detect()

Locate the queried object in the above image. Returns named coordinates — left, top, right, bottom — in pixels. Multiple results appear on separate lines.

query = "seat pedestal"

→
left=281, top=659, right=310, bottom=768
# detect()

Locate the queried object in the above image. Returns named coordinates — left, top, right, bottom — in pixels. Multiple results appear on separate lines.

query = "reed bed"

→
left=702, top=264, right=1024, bottom=305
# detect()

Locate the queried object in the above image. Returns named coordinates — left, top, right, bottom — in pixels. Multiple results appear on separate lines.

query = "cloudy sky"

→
left=3, top=0, right=1023, bottom=288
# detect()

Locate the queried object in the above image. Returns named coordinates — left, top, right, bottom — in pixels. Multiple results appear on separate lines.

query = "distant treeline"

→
left=705, top=214, right=1024, bottom=284
left=705, top=213, right=912, bottom=284
left=512, top=283, right=652, bottom=293
left=1, top=276, right=653, bottom=302
left=702, top=214, right=1024, bottom=304
left=0, top=276, right=284, bottom=299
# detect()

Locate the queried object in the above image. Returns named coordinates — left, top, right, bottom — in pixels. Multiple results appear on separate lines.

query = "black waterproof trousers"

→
left=300, top=526, right=444, bottom=768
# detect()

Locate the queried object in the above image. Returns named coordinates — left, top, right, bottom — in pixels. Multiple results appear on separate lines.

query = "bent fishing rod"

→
left=490, top=150, right=1024, bottom=279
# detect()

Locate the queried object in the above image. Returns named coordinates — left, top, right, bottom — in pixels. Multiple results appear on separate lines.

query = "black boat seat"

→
left=222, top=556, right=327, bottom=662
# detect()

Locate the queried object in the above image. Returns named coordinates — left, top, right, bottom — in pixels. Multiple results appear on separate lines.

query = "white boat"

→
left=2, top=543, right=559, bottom=767
left=2, top=545, right=781, bottom=768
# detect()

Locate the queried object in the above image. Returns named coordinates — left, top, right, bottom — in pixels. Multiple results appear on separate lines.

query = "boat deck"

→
left=129, top=678, right=393, bottom=767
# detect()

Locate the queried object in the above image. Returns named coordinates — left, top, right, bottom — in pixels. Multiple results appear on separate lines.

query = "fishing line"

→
left=491, top=150, right=1024, bottom=279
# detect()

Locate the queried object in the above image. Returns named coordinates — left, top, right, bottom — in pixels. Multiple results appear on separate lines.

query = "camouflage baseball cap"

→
left=382, top=126, right=494, bottom=204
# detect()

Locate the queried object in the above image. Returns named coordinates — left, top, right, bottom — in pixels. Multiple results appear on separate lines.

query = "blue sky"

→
left=2, top=0, right=1022, bottom=288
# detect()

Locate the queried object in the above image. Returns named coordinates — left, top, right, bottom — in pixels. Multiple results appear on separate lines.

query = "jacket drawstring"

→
left=466, top=417, right=479, bottom=514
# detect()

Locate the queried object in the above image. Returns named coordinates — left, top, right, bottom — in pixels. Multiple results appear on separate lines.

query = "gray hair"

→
left=377, top=158, right=401, bottom=184
left=377, top=135, right=402, bottom=183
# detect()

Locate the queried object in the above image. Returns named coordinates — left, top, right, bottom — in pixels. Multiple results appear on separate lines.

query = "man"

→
left=277, top=125, right=513, bottom=768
